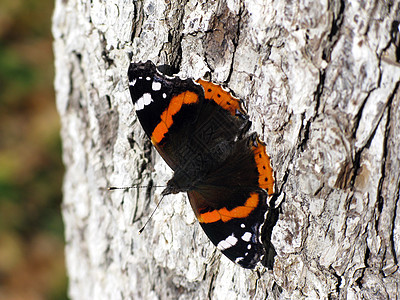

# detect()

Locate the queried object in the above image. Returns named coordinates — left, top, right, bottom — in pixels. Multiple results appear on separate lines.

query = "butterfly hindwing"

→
left=187, top=135, right=273, bottom=268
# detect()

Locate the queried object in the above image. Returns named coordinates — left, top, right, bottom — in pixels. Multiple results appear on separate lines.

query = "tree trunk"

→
left=53, top=0, right=400, bottom=298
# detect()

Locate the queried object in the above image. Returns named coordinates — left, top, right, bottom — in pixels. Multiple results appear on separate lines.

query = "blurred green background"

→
left=0, top=0, right=67, bottom=299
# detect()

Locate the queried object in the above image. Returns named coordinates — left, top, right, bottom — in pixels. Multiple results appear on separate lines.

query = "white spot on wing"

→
left=240, top=224, right=245, bottom=228
left=135, top=93, right=153, bottom=111
left=129, top=79, right=136, bottom=86
left=152, top=81, right=162, bottom=91
left=135, top=99, right=144, bottom=110
left=241, top=232, right=252, bottom=242
left=235, top=257, right=244, bottom=263
left=162, top=93, right=167, bottom=98
left=217, top=234, right=238, bottom=251
left=143, top=93, right=153, bottom=105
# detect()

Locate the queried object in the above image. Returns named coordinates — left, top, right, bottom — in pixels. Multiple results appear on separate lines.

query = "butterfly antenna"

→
left=106, top=183, right=168, bottom=233
left=107, top=185, right=165, bottom=190
left=139, top=194, right=166, bottom=234
left=108, top=186, right=136, bottom=190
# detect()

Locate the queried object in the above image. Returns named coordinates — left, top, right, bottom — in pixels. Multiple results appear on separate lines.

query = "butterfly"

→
left=128, top=60, right=277, bottom=269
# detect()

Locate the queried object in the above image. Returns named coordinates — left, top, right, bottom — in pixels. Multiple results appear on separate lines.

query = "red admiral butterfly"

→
left=128, top=61, right=276, bottom=269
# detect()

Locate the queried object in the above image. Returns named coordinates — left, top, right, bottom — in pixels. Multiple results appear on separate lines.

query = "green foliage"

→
left=0, top=0, right=68, bottom=298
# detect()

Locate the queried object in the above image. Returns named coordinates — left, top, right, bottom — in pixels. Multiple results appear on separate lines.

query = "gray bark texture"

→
left=53, top=0, right=400, bottom=299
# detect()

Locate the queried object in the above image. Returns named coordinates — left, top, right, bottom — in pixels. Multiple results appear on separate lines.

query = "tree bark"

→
left=53, top=0, right=400, bottom=299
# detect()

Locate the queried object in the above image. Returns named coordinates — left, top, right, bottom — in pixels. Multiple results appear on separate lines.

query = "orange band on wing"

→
left=198, top=192, right=260, bottom=224
left=196, top=79, right=245, bottom=116
left=151, top=91, right=199, bottom=144
left=252, top=138, right=274, bottom=194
